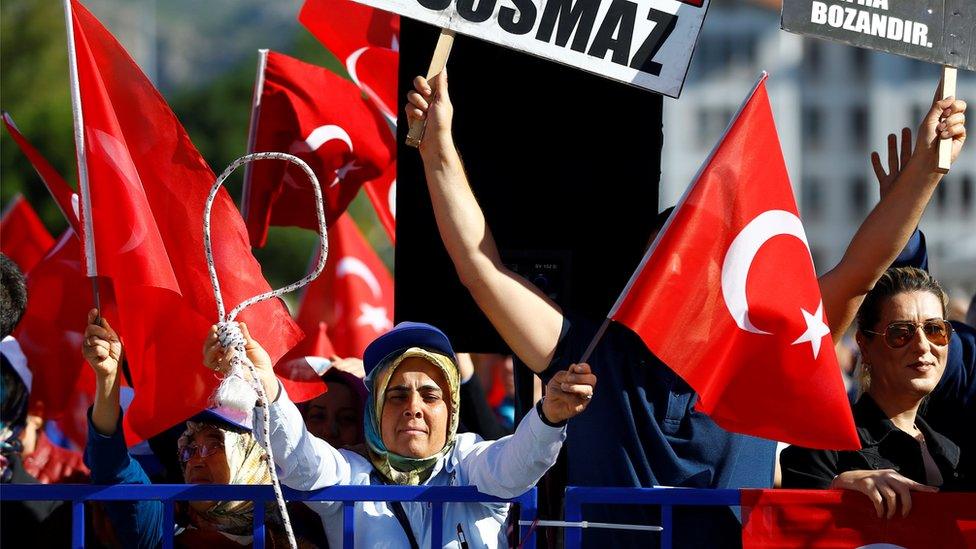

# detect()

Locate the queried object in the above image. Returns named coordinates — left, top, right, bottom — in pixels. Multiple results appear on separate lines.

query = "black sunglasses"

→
left=863, top=319, right=952, bottom=349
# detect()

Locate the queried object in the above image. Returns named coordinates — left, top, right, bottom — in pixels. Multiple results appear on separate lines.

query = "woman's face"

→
left=303, top=381, right=362, bottom=448
left=859, top=291, right=949, bottom=402
left=180, top=425, right=231, bottom=512
left=380, top=357, right=450, bottom=459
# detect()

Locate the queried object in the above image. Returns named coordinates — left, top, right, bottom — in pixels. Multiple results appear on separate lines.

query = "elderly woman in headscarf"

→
left=204, top=321, right=597, bottom=548
left=781, top=268, right=972, bottom=517
left=82, top=310, right=322, bottom=548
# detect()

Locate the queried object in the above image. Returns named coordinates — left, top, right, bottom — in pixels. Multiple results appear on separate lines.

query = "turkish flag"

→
left=741, top=489, right=976, bottom=548
left=299, top=0, right=399, bottom=61
left=610, top=75, right=859, bottom=450
left=3, top=112, right=81, bottom=232
left=298, top=212, right=393, bottom=359
left=1, top=196, right=55, bottom=273
left=243, top=50, right=395, bottom=247
left=69, top=0, right=301, bottom=441
left=276, top=320, right=336, bottom=403
left=13, top=230, right=103, bottom=424
left=347, top=46, right=398, bottom=123
left=363, top=161, right=396, bottom=243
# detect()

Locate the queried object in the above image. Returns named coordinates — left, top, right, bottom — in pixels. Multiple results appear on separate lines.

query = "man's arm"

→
left=818, top=90, right=966, bottom=339
left=407, top=71, right=564, bottom=373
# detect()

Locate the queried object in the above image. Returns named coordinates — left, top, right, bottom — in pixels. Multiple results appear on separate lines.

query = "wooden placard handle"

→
left=406, top=29, right=456, bottom=148
left=936, top=65, right=958, bottom=174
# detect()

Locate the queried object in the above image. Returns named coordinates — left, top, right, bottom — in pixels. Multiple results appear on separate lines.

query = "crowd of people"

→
left=0, top=70, right=973, bottom=548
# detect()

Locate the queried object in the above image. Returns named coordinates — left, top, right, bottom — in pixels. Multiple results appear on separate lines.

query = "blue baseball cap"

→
left=363, top=321, right=456, bottom=376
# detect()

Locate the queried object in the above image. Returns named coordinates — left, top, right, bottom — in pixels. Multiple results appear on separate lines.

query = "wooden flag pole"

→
left=936, top=65, right=958, bottom=174
left=405, top=28, right=456, bottom=148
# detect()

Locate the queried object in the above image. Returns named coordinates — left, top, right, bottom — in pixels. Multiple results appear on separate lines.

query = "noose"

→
left=203, top=152, right=328, bottom=549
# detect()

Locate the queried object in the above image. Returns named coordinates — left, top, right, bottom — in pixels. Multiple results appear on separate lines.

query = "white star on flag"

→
left=332, top=160, right=362, bottom=186
left=791, top=301, right=831, bottom=359
left=357, top=303, right=392, bottom=333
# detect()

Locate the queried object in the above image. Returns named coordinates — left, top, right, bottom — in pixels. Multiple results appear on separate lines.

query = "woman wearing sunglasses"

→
left=781, top=267, right=969, bottom=517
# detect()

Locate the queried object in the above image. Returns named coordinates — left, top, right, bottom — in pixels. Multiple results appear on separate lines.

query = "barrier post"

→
left=343, top=502, right=356, bottom=547
left=661, top=504, right=673, bottom=549
left=564, top=488, right=584, bottom=548
left=431, top=502, right=444, bottom=548
left=163, top=501, right=175, bottom=549
left=71, top=500, right=85, bottom=549
left=253, top=500, right=265, bottom=549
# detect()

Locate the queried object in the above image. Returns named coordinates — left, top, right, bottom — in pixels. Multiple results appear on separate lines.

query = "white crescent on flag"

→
left=337, top=256, right=382, bottom=300
left=291, top=124, right=353, bottom=154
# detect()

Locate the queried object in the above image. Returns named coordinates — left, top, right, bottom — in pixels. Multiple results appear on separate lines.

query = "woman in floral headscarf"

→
left=82, top=310, right=323, bottom=548
left=205, top=321, right=597, bottom=548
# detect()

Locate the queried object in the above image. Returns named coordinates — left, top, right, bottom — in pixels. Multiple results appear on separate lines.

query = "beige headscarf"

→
left=363, top=347, right=460, bottom=485
left=177, top=421, right=271, bottom=535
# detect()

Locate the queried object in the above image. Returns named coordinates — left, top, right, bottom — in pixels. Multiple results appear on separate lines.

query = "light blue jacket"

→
left=268, top=388, right=566, bottom=548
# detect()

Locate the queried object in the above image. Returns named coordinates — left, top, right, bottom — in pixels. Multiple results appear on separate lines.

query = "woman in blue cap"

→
left=204, top=320, right=597, bottom=548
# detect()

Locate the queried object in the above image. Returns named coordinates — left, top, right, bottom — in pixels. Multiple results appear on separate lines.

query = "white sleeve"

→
left=457, top=406, right=566, bottom=499
left=266, top=385, right=353, bottom=490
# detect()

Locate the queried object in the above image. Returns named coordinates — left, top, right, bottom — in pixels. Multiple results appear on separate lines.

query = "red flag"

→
left=13, top=230, right=101, bottom=422
left=69, top=0, right=301, bottom=441
left=299, top=0, right=399, bottom=61
left=363, top=161, right=396, bottom=243
left=3, top=112, right=81, bottom=232
left=609, top=75, right=858, bottom=450
left=243, top=51, right=395, bottom=247
left=347, top=46, right=398, bottom=123
left=1, top=196, right=55, bottom=273
left=298, top=213, right=393, bottom=359
left=741, top=489, right=976, bottom=548
left=276, top=320, right=336, bottom=403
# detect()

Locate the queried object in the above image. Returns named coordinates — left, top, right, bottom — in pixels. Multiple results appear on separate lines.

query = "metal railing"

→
left=562, top=487, right=741, bottom=549
left=0, top=484, right=538, bottom=549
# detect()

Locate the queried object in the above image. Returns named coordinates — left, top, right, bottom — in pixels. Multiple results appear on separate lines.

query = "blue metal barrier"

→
left=563, top=487, right=741, bottom=549
left=0, top=484, right=538, bottom=549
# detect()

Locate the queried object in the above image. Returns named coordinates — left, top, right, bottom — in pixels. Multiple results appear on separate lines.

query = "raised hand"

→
left=82, top=308, right=122, bottom=380
left=202, top=322, right=278, bottom=402
left=542, top=363, right=597, bottom=424
left=405, top=70, right=454, bottom=154
left=871, top=127, right=912, bottom=200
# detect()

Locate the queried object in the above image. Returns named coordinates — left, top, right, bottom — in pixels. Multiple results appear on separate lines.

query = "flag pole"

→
left=579, top=73, right=771, bottom=365
left=241, top=49, right=269, bottom=221
left=63, top=0, right=100, bottom=311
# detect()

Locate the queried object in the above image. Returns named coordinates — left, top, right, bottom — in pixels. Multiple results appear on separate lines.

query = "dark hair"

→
left=856, top=267, right=949, bottom=336
left=0, top=255, right=27, bottom=339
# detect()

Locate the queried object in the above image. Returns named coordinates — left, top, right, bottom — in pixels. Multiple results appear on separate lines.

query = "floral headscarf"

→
left=363, top=347, right=460, bottom=485
left=177, top=420, right=270, bottom=535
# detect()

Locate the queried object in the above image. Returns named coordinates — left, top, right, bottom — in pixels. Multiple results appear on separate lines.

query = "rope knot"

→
left=216, top=321, right=246, bottom=350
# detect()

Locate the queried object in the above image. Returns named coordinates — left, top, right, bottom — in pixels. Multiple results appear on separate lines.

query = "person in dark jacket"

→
left=782, top=267, right=970, bottom=518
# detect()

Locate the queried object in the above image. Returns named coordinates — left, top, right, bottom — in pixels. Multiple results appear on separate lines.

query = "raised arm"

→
left=406, top=71, right=564, bottom=373
left=203, top=324, right=354, bottom=491
left=819, top=89, right=966, bottom=339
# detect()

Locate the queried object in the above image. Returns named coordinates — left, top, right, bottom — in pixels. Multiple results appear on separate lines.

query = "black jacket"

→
left=781, top=394, right=968, bottom=490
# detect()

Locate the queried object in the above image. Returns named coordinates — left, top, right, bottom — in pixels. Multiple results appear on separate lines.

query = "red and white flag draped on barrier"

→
left=298, top=212, right=393, bottom=359
left=299, top=0, right=399, bottom=241
left=741, top=490, right=976, bottom=548
left=243, top=50, right=395, bottom=248
left=66, top=0, right=302, bottom=442
left=0, top=196, right=55, bottom=273
left=607, top=74, right=859, bottom=450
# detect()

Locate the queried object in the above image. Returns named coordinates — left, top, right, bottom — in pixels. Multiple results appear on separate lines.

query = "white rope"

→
left=204, top=151, right=328, bottom=549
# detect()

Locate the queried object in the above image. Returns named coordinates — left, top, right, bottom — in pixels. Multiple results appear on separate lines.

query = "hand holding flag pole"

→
left=405, top=28, right=455, bottom=147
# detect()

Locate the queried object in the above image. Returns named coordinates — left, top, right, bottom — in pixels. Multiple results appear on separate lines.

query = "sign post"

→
left=782, top=0, right=974, bottom=172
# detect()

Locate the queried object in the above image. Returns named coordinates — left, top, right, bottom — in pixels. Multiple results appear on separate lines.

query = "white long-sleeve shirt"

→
left=268, top=388, right=566, bottom=548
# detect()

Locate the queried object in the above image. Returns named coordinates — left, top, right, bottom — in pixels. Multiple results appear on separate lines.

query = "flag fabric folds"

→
left=609, top=75, right=859, bottom=450
left=243, top=50, right=395, bottom=247
left=741, top=490, right=976, bottom=547
left=1, top=196, right=55, bottom=273
left=296, top=212, right=393, bottom=360
left=68, top=0, right=301, bottom=441
left=363, top=161, right=396, bottom=243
